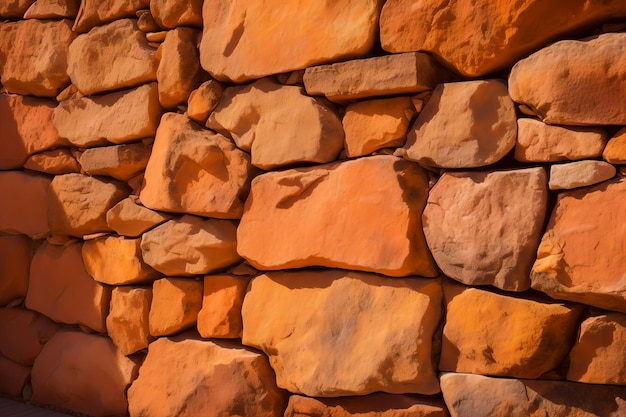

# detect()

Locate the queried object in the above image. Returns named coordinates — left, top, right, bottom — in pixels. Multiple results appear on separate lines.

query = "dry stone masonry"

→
left=0, top=1, right=625, bottom=416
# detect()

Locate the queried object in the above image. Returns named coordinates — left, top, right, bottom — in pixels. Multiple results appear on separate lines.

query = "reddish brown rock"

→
left=197, top=274, right=250, bottom=339
left=207, top=78, right=343, bottom=170
left=380, top=0, right=626, bottom=77
left=24, top=149, right=80, bottom=175
left=549, top=160, right=616, bottom=190
left=532, top=177, right=626, bottom=312
left=73, top=0, right=149, bottom=33
left=603, top=128, right=626, bottom=164
left=24, top=0, right=79, bottom=19
left=149, top=277, right=203, bottom=337
left=509, top=33, right=626, bottom=125
left=26, top=241, right=110, bottom=332
left=0, top=308, right=60, bottom=366
left=78, top=142, right=151, bottom=181
left=402, top=80, right=516, bottom=169
left=0, top=357, right=30, bottom=398
left=423, top=168, right=547, bottom=291
left=106, top=286, right=153, bottom=355
left=187, top=80, right=223, bottom=124
left=106, top=196, right=172, bottom=237
left=150, top=0, right=202, bottom=29
left=32, top=330, right=138, bottom=417
left=53, top=83, right=162, bottom=147
left=200, top=1, right=384, bottom=82
left=128, top=335, right=286, bottom=417
left=0, top=171, right=51, bottom=238
left=141, top=215, right=241, bottom=276
left=0, top=235, right=31, bottom=306
left=0, top=0, right=35, bottom=17
left=137, top=10, right=159, bottom=32
left=48, top=173, right=129, bottom=237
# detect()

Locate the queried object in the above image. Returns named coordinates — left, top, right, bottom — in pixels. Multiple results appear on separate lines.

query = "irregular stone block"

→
left=78, top=142, right=151, bottom=181
left=242, top=271, right=442, bottom=396
left=137, top=10, right=159, bottom=32
left=549, top=160, right=616, bottom=190
left=200, top=0, right=384, bottom=82
left=0, top=0, right=35, bottom=17
left=149, top=277, right=203, bottom=337
left=106, top=196, right=172, bottom=237
left=197, top=274, right=250, bottom=339
left=0, top=235, right=31, bottom=306
left=106, top=286, right=153, bottom=355
left=423, top=167, right=547, bottom=291
left=0, top=171, right=51, bottom=238
left=0, top=357, right=30, bottom=398
left=531, top=177, right=626, bottom=312
left=0, top=308, right=60, bottom=366
left=187, top=79, right=223, bottom=124
left=509, top=33, right=626, bottom=125
left=140, top=113, right=253, bottom=218
left=603, top=128, right=626, bottom=164
left=238, top=156, right=437, bottom=277
left=402, top=80, right=516, bottom=169
left=32, top=330, right=138, bottom=417
left=24, top=149, right=80, bottom=175
left=73, top=0, right=149, bottom=33
left=150, top=0, right=202, bottom=29
left=207, top=78, right=343, bottom=170
left=24, top=0, right=79, bottom=19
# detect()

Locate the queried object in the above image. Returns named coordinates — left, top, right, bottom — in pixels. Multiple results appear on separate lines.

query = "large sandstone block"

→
left=509, top=33, right=626, bottom=125
left=549, top=160, right=616, bottom=191
left=150, top=0, right=202, bottom=29
left=197, top=274, right=250, bottom=339
left=127, top=335, right=287, bottom=417
left=53, top=83, right=162, bottom=147
left=140, top=113, right=253, bottom=218
left=26, top=241, right=111, bottom=332
left=207, top=78, right=343, bottom=170
left=73, top=0, right=149, bottom=33
left=238, top=156, right=437, bottom=277
left=0, top=235, right=31, bottom=306
left=199, top=0, right=384, bottom=82
left=242, top=271, right=442, bottom=396
left=0, top=0, right=35, bottom=17
left=0, top=171, right=51, bottom=238
left=380, top=0, right=626, bottom=77
left=0, top=308, right=60, bottom=366
left=149, top=277, right=203, bottom=337
left=24, top=0, right=79, bottom=19
left=78, top=142, right=151, bottom=181
left=107, top=286, right=153, bottom=355
left=24, top=149, right=80, bottom=175
left=423, top=168, right=548, bottom=291
left=532, top=177, right=626, bottom=312
left=0, top=357, right=30, bottom=398
left=32, top=330, right=138, bottom=417
left=106, top=196, right=172, bottom=237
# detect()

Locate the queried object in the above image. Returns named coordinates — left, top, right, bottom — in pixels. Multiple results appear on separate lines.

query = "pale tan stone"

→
left=106, top=196, right=172, bottom=237
left=603, top=128, right=626, bottom=164
left=149, top=277, right=203, bottom=336
left=24, top=149, right=80, bottom=175
left=0, top=0, right=35, bottom=17
left=187, top=80, right=223, bottom=124
left=106, top=286, right=153, bottom=355
left=0, top=235, right=31, bottom=306
left=0, top=171, right=51, bottom=238
left=150, top=0, right=202, bottom=29
left=53, top=83, right=162, bottom=147
left=141, top=215, right=241, bottom=276
left=145, top=31, right=166, bottom=42
left=0, top=357, right=30, bottom=398
left=73, top=0, right=150, bottom=33
left=549, top=160, right=616, bottom=190
left=0, top=308, right=60, bottom=366
left=200, top=0, right=384, bottom=82
left=24, top=0, right=79, bottom=19
left=197, top=274, right=250, bottom=338
left=509, top=33, right=626, bottom=125
left=238, top=156, right=437, bottom=277
left=140, top=113, right=254, bottom=218
left=207, top=78, right=343, bottom=170
left=78, top=142, right=151, bottom=181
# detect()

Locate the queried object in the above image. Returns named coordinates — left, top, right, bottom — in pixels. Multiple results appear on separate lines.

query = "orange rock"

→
left=78, top=142, right=151, bottom=181
left=48, top=173, right=129, bottom=237
left=150, top=0, right=202, bottom=29
left=402, top=80, right=516, bottom=169
left=0, top=0, right=35, bottom=17
left=509, top=33, right=626, bottom=125
left=149, top=277, right=203, bottom=336
left=549, top=160, right=616, bottom=190
left=207, top=78, right=343, bottom=170
left=380, top=0, right=626, bottom=77
left=0, top=171, right=51, bottom=238
left=140, top=113, right=253, bottom=218
left=200, top=0, right=384, bottom=82
left=532, top=177, right=626, bottom=312
left=53, top=83, right=162, bottom=147
left=440, top=282, right=583, bottom=378
left=603, top=128, right=626, bottom=164
left=0, top=20, right=75, bottom=97
left=0, top=308, right=60, bottom=366
left=187, top=79, right=223, bottom=124
left=106, top=196, right=172, bottom=237
left=31, top=330, right=138, bottom=417
left=73, top=0, right=150, bottom=33
left=24, top=149, right=80, bottom=175
left=106, top=286, right=153, bottom=355
left=0, top=356, right=30, bottom=398
left=24, top=0, right=79, bottom=18
left=26, top=241, right=111, bottom=332
left=140, top=215, right=241, bottom=276
left=238, top=156, right=437, bottom=277
left=137, top=10, right=159, bottom=32
left=197, top=274, right=250, bottom=338
left=0, top=235, right=31, bottom=306
left=515, top=118, right=608, bottom=162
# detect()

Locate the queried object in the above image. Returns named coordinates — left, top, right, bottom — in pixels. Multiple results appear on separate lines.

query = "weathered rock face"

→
left=106, top=196, right=172, bottom=237
left=402, top=80, right=516, bottom=169
left=0, top=171, right=51, bottom=238
left=0, top=356, right=30, bottom=397
left=73, top=0, right=149, bottom=33
left=0, top=0, right=35, bottom=17
left=197, top=274, right=250, bottom=339
left=380, top=0, right=626, bottom=77
left=0, top=235, right=31, bottom=306
left=509, top=33, right=626, bottom=125
left=548, top=160, right=616, bottom=190
left=78, top=143, right=152, bottom=181
left=140, top=113, right=253, bottom=218
left=31, top=330, right=138, bottom=417
left=603, top=128, right=626, bottom=164
left=0, top=308, right=60, bottom=366
left=187, top=80, right=223, bottom=124
left=242, top=271, right=442, bottom=396
left=237, top=156, right=437, bottom=277
left=127, top=335, right=287, bottom=417
left=150, top=0, right=202, bottom=29
left=149, top=277, right=203, bottom=337
left=106, top=286, right=153, bottom=355
left=532, top=177, right=626, bottom=313
left=423, top=168, right=547, bottom=291
left=207, top=78, right=344, bottom=170
left=23, top=0, right=79, bottom=19
left=24, top=149, right=80, bottom=175
left=199, top=0, right=384, bottom=82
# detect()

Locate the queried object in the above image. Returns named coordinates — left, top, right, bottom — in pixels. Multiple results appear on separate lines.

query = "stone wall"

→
left=1, top=1, right=625, bottom=416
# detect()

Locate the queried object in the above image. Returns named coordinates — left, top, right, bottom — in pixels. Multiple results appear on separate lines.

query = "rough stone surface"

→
left=603, top=128, right=626, bottom=164
left=242, top=271, right=442, bottom=396
left=73, top=0, right=149, bottom=32
left=0, top=235, right=31, bottom=306
left=106, top=196, right=172, bottom=237
left=151, top=0, right=202, bottom=29
left=149, top=277, right=203, bottom=337
left=0, top=308, right=60, bottom=366
left=0, top=357, right=30, bottom=398
left=137, top=10, right=159, bottom=32
left=107, top=286, right=153, bottom=355
left=549, top=160, right=616, bottom=190
left=509, top=33, right=626, bottom=125
left=24, top=0, right=79, bottom=19
left=423, top=168, right=548, bottom=291
left=0, top=0, right=35, bottom=17
left=207, top=78, right=344, bottom=170
left=531, top=177, right=626, bottom=313
left=515, top=118, right=608, bottom=162
left=141, top=215, right=241, bottom=276
left=78, top=143, right=151, bottom=181
left=31, top=330, right=138, bottom=417
left=402, top=80, right=516, bottom=169
left=197, top=274, right=250, bottom=339
left=199, top=0, right=384, bottom=82
left=26, top=241, right=111, bottom=332
left=48, top=173, right=129, bottom=237
left=0, top=19, right=75, bottom=96
left=380, top=0, right=626, bottom=77
left=53, top=83, right=162, bottom=147
left=187, top=80, right=223, bottom=124
left=0, top=171, right=51, bottom=238
left=440, top=373, right=626, bottom=417
left=238, top=156, right=437, bottom=277
left=140, top=113, right=253, bottom=218
left=24, top=149, right=80, bottom=175
left=127, top=335, right=287, bottom=417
